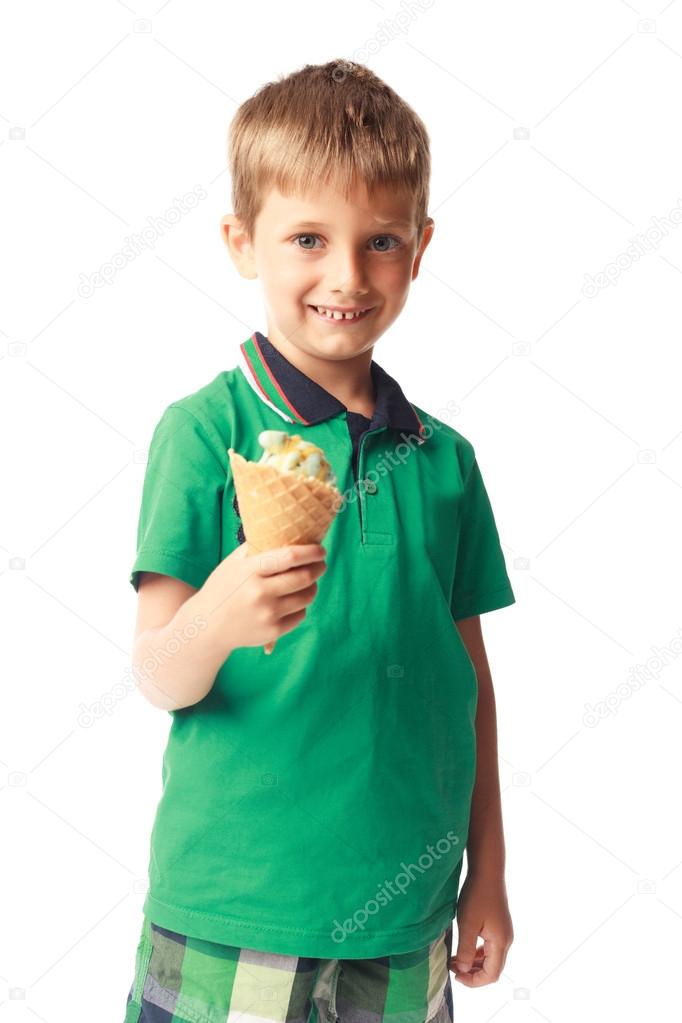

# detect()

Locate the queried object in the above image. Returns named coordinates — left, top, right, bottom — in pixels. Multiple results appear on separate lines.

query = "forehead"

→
left=258, top=180, right=417, bottom=230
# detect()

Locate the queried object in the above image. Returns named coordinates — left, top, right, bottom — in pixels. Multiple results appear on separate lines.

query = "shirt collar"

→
left=238, top=331, right=427, bottom=442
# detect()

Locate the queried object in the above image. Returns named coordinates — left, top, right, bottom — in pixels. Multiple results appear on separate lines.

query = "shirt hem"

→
left=142, top=891, right=456, bottom=959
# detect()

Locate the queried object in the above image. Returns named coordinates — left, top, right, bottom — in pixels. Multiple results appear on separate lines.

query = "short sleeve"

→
left=129, top=404, right=226, bottom=593
left=449, top=454, right=516, bottom=620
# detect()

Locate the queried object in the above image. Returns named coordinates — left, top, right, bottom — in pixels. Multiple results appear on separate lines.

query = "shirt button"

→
left=363, top=479, right=378, bottom=494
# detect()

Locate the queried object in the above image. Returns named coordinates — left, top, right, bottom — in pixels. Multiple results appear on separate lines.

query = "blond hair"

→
left=227, top=59, right=431, bottom=241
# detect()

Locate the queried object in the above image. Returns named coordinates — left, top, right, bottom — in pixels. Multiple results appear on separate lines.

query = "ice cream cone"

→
left=228, top=448, right=343, bottom=654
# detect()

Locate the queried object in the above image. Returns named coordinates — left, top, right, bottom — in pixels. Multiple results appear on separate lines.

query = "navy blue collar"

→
left=245, top=331, right=426, bottom=440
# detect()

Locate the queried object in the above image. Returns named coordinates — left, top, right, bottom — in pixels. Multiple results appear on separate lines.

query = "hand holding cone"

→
left=228, top=432, right=343, bottom=654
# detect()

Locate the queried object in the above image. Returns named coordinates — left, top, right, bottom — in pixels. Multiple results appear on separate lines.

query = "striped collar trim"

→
left=237, top=331, right=428, bottom=441
left=237, top=334, right=297, bottom=424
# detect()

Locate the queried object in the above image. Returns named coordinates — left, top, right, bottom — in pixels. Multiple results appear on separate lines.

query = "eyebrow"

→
left=286, top=219, right=414, bottom=231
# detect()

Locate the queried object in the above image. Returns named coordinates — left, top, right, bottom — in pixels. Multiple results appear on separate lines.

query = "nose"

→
left=328, top=245, right=370, bottom=297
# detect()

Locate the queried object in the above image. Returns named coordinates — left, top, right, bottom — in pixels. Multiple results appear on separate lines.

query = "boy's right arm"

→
left=132, top=542, right=328, bottom=711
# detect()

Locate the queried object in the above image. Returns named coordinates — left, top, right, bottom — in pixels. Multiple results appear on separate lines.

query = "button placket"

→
left=357, top=429, right=394, bottom=547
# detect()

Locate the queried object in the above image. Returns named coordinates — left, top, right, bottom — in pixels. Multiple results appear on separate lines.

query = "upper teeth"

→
left=315, top=306, right=368, bottom=320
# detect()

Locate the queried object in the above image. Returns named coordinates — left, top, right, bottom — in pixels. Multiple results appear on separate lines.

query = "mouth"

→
left=308, top=304, right=375, bottom=324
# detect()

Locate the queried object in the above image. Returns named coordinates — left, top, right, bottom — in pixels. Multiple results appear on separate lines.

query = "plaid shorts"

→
left=123, top=915, right=454, bottom=1023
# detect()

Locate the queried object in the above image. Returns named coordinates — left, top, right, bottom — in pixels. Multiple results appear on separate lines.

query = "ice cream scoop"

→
left=257, top=430, right=337, bottom=486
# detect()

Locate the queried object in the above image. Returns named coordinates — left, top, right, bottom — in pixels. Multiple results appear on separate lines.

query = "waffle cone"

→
left=228, top=449, right=343, bottom=653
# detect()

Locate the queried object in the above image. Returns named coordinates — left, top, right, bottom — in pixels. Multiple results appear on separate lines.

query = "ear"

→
left=411, top=218, right=435, bottom=281
left=220, top=213, right=258, bottom=280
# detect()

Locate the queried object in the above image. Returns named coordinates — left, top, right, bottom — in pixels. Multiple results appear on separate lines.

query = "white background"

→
left=2, top=1, right=681, bottom=1020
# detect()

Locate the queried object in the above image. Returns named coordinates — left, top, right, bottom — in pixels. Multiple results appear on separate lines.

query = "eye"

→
left=370, top=235, right=402, bottom=252
left=293, top=234, right=323, bottom=250
left=292, top=233, right=403, bottom=251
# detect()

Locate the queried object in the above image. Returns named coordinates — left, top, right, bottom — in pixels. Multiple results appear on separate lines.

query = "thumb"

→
left=452, top=928, right=478, bottom=972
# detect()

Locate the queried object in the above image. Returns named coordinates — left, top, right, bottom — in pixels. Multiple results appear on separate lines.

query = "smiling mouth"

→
left=308, top=305, right=375, bottom=322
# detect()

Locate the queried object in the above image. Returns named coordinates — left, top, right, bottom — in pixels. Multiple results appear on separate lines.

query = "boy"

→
left=124, top=60, right=515, bottom=1023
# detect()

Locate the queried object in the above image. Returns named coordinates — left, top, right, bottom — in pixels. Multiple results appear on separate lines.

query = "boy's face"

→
left=221, top=178, right=434, bottom=365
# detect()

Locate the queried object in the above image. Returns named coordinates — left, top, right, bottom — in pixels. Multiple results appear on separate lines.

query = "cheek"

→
left=376, top=259, right=413, bottom=293
left=262, top=254, right=317, bottom=297
left=258, top=260, right=298, bottom=299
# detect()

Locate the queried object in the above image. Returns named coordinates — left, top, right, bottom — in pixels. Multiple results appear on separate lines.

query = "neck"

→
left=265, top=329, right=376, bottom=417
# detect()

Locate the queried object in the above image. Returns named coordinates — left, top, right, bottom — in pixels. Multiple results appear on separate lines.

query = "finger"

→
left=249, top=543, right=326, bottom=574
left=271, top=574, right=322, bottom=616
left=452, top=929, right=479, bottom=975
left=467, top=939, right=504, bottom=988
left=471, top=943, right=486, bottom=965
left=272, top=606, right=307, bottom=637
left=272, top=564, right=327, bottom=601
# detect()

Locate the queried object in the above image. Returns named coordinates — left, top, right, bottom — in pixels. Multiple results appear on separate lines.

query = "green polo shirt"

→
left=130, top=330, right=516, bottom=959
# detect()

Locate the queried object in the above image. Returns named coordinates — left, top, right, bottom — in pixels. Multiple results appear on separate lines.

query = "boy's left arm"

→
left=451, top=614, right=514, bottom=987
